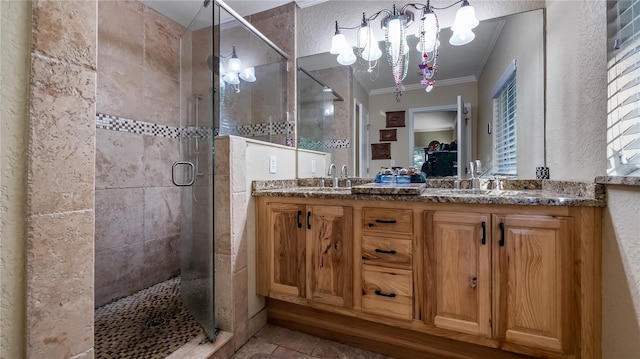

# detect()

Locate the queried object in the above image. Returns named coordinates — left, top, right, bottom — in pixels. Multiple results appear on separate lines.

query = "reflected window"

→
left=493, top=73, right=517, bottom=175
left=607, top=0, right=640, bottom=176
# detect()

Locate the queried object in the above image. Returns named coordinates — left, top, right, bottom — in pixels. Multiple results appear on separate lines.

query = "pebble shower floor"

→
left=95, top=277, right=203, bottom=358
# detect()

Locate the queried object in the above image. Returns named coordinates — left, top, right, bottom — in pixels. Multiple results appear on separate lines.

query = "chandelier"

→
left=329, top=0, right=479, bottom=101
left=220, top=46, right=256, bottom=92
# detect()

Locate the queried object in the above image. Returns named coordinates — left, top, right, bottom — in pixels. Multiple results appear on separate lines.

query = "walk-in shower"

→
left=95, top=0, right=291, bottom=356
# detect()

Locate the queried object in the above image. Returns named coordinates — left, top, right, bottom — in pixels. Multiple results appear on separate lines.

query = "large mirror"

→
left=296, top=5, right=545, bottom=179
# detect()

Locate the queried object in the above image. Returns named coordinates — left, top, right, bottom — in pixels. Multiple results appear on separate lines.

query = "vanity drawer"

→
left=361, top=235, right=412, bottom=267
left=362, top=265, right=413, bottom=320
left=362, top=208, right=412, bottom=235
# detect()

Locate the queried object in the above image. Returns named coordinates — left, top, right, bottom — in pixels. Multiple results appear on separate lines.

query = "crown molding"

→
left=295, top=0, right=329, bottom=9
left=369, top=75, right=478, bottom=96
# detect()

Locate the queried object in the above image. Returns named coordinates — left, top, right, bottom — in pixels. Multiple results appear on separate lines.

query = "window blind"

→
left=494, top=75, right=517, bottom=175
left=608, top=0, right=640, bottom=175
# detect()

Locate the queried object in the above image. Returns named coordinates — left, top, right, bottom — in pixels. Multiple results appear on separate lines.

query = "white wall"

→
left=544, top=1, right=640, bottom=357
left=297, top=149, right=330, bottom=178
left=0, top=2, right=30, bottom=357
left=477, top=9, right=544, bottom=178
left=415, top=130, right=456, bottom=147
left=368, top=81, right=478, bottom=171
left=242, top=139, right=297, bottom=317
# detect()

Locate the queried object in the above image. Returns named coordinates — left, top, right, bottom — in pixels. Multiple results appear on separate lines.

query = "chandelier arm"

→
left=401, top=3, right=427, bottom=13
left=367, top=9, right=392, bottom=22
left=430, top=0, right=465, bottom=10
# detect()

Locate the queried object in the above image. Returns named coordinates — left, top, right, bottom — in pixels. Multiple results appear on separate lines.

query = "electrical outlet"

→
left=311, top=160, right=316, bottom=174
left=389, top=159, right=395, bottom=167
left=269, top=155, right=277, bottom=174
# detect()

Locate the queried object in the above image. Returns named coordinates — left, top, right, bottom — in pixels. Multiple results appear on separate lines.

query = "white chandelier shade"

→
left=329, top=1, right=479, bottom=100
left=221, top=46, right=257, bottom=85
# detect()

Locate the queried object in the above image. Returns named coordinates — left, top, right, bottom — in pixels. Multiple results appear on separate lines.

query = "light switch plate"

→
left=269, top=155, right=277, bottom=174
left=311, top=160, right=316, bottom=174
left=389, top=159, right=395, bottom=167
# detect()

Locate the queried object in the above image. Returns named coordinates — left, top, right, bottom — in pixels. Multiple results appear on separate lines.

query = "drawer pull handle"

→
left=307, top=211, right=311, bottom=230
left=499, top=222, right=505, bottom=246
left=375, top=290, right=396, bottom=298
left=481, top=221, right=486, bottom=245
left=374, top=219, right=397, bottom=224
left=375, top=249, right=397, bottom=254
left=297, top=211, right=302, bottom=229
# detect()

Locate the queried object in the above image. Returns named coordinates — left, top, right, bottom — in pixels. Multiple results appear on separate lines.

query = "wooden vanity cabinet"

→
left=430, top=211, right=492, bottom=338
left=258, top=201, right=353, bottom=308
left=492, top=215, right=573, bottom=353
left=306, top=205, right=353, bottom=307
left=428, top=211, right=574, bottom=354
left=265, top=203, right=306, bottom=298
left=360, top=207, right=414, bottom=321
left=257, top=197, right=601, bottom=359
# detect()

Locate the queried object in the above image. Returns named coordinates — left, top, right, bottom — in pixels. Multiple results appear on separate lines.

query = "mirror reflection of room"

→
left=296, top=6, right=544, bottom=179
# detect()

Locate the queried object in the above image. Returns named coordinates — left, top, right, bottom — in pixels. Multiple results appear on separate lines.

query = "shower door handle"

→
left=172, top=161, right=196, bottom=187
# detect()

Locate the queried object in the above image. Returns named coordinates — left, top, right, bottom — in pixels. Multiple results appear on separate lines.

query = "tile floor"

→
left=231, top=324, right=394, bottom=359
left=95, top=277, right=203, bottom=359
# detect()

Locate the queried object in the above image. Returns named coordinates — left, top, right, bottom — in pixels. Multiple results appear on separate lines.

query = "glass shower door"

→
left=175, top=1, right=216, bottom=340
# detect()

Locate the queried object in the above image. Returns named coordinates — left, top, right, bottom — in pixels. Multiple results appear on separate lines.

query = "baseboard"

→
left=266, top=299, right=533, bottom=359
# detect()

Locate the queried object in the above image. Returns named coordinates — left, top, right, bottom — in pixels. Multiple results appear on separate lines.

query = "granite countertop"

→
left=252, top=178, right=606, bottom=207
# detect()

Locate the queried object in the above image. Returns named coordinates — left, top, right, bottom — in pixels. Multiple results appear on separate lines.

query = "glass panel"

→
left=296, top=67, right=344, bottom=177
left=216, top=7, right=289, bottom=145
left=298, top=68, right=333, bottom=151
left=179, top=1, right=216, bottom=340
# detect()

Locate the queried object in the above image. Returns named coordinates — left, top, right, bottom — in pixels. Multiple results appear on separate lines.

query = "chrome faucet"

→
left=470, top=160, right=484, bottom=189
left=328, top=163, right=338, bottom=188
left=469, top=160, right=480, bottom=189
left=341, top=165, right=351, bottom=188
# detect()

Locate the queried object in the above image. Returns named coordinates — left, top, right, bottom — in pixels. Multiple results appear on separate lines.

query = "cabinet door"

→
left=494, top=215, right=572, bottom=353
left=306, top=205, right=353, bottom=307
left=432, top=212, right=491, bottom=337
left=268, top=203, right=306, bottom=298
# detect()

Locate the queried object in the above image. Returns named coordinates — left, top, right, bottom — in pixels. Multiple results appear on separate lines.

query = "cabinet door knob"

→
left=374, top=290, right=396, bottom=298
left=470, top=277, right=477, bottom=289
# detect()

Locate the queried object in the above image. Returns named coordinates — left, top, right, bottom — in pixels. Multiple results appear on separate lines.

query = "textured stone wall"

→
left=546, top=1, right=607, bottom=181
left=26, top=0, right=97, bottom=357
left=94, top=1, right=185, bottom=307
left=0, top=2, right=31, bottom=358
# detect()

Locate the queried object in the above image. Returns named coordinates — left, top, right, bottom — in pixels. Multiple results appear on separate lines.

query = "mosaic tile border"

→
left=298, top=138, right=350, bottom=151
left=96, top=113, right=182, bottom=138
left=217, top=121, right=292, bottom=137
left=97, top=113, right=290, bottom=140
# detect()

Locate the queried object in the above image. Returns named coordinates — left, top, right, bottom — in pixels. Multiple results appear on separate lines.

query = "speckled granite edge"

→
left=351, top=183, right=426, bottom=195
left=252, top=179, right=298, bottom=191
left=251, top=179, right=607, bottom=207
left=424, top=179, right=542, bottom=190
left=251, top=188, right=605, bottom=207
left=542, top=180, right=606, bottom=200
left=297, top=177, right=374, bottom=187
left=595, top=176, right=640, bottom=187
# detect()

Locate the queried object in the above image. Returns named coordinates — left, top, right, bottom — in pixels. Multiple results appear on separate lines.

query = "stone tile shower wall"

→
left=95, top=1, right=185, bottom=307
left=26, top=1, right=97, bottom=357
